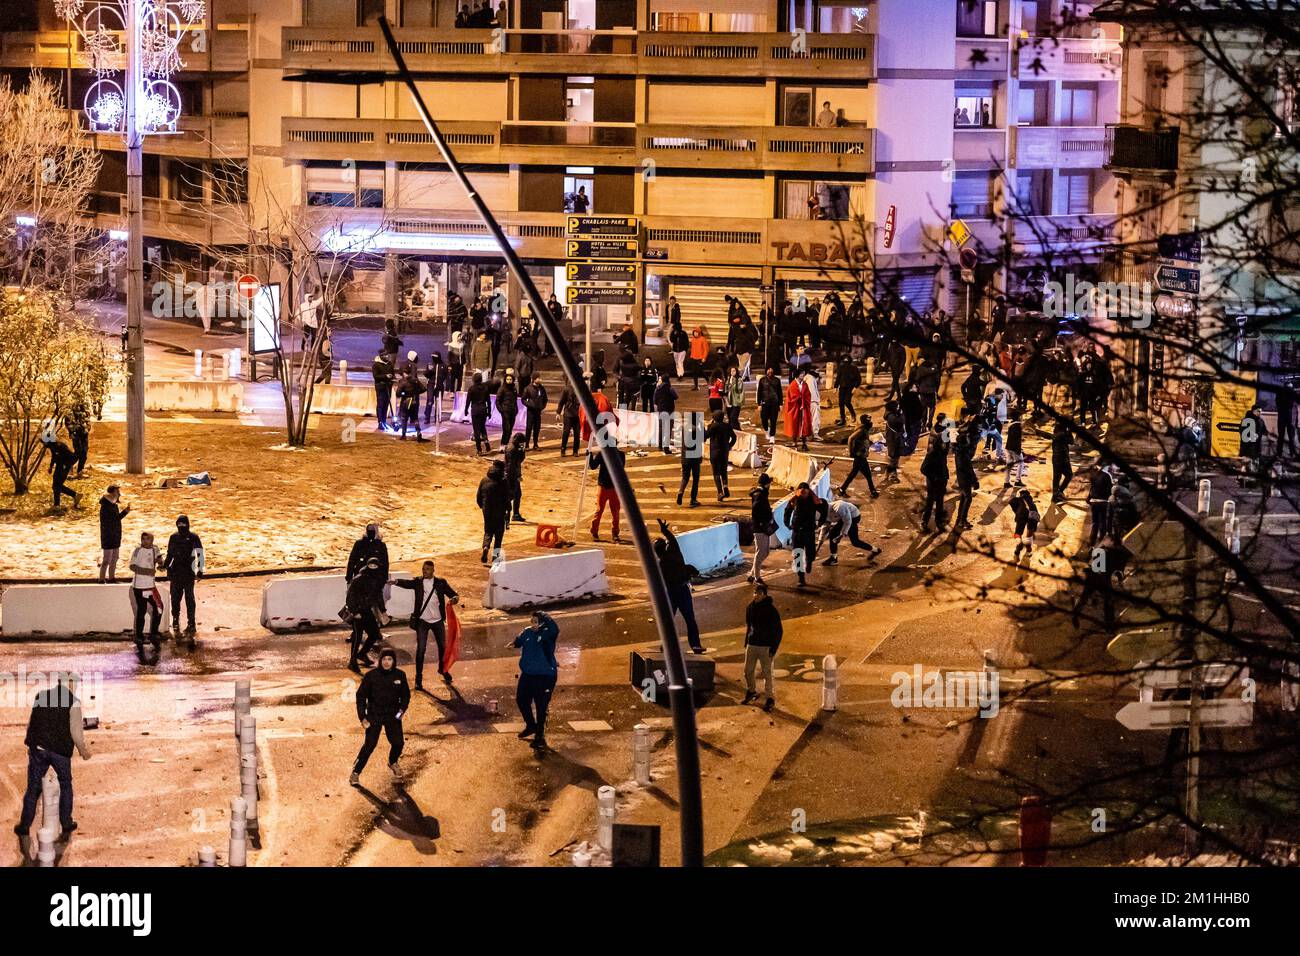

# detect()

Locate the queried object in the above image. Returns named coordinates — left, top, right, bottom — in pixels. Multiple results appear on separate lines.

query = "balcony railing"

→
left=86, top=193, right=248, bottom=246
left=501, top=122, right=637, bottom=148
left=1016, top=36, right=1122, bottom=82
left=1, top=27, right=248, bottom=71
left=1106, top=125, right=1180, bottom=172
left=1013, top=125, right=1109, bottom=170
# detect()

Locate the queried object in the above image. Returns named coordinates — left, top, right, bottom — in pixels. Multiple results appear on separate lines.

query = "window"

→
left=957, top=0, right=999, bottom=38
left=952, top=171, right=995, bottom=218
left=783, top=88, right=814, bottom=127
left=1061, top=84, right=1097, bottom=126
left=1142, top=55, right=1167, bottom=127
left=955, top=93, right=996, bottom=128
left=1017, top=82, right=1048, bottom=125
left=357, top=0, right=384, bottom=26
left=1019, top=0, right=1041, bottom=35
left=1062, top=170, right=1093, bottom=214
left=782, top=178, right=864, bottom=220
left=1015, top=170, right=1049, bottom=216
left=1278, top=64, right=1298, bottom=133
left=305, top=162, right=384, bottom=208
left=784, top=1, right=868, bottom=34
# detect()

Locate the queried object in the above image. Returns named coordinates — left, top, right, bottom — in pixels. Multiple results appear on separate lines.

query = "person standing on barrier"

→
left=511, top=611, right=560, bottom=751
left=588, top=443, right=626, bottom=543
left=706, top=411, right=737, bottom=501
left=129, top=531, right=163, bottom=661
left=346, top=556, right=386, bottom=673
left=349, top=645, right=410, bottom=785
left=98, top=485, right=129, bottom=583
left=655, top=519, right=706, bottom=654
left=506, top=433, right=528, bottom=523
left=556, top=381, right=581, bottom=456
left=477, top=459, right=511, bottom=563
left=391, top=560, right=459, bottom=690
left=757, top=367, right=783, bottom=442
left=522, top=374, right=548, bottom=450
left=677, top=411, right=704, bottom=508
left=820, top=498, right=881, bottom=565
left=838, top=414, right=879, bottom=498
left=783, top=482, right=827, bottom=589
left=748, top=473, right=776, bottom=585
left=742, top=583, right=782, bottom=712
left=13, top=674, right=89, bottom=839
left=163, top=514, right=204, bottom=647
left=654, top=373, right=678, bottom=455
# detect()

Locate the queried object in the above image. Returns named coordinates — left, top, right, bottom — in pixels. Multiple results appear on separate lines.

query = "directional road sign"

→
left=566, top=239, right=638, bottom=260
left=1116, top=698, right=1253, bottom=731
left=1156, top=263, right=1201, bottom=296
left=566, top=262, right=637, bottom=283
left=567, top=286, right=637, bottom=305
left=566, top=215, right=639, bottom=238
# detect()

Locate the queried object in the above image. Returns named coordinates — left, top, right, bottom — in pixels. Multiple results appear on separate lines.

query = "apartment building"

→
left=1, top=0, right=1120, bottom=343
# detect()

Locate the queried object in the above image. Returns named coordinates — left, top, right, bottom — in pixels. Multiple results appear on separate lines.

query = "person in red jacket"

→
left=783, top=370, right=813, bottom=450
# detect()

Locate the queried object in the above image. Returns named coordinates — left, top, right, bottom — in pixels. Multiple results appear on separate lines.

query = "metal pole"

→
left=378, top=16, right=705, bottom=866
left=125, top=0, right=145, bottom=474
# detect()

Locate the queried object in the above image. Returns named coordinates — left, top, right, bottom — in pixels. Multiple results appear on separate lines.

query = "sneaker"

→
left=512, top=514, right=525, bottom=523
left=349, top=773, right=360, bottom=786
left=61, top=820, right=78, bottom=836
left=689, top=500, right=701, bottom=508
left=441, top=671, right=453, bottom=684
left=530, top=736, right=547, bottom=750
left=762, top=698, right=776, bottom=712
left=414, top=681, right=424, bottom=691
left=347, top=661, right=361, bottom=674
left=676, top=494, right=683, bottom=505
left=822, top=556, right=838, bottom=566
left=481, top=547, right=490, bottom=564
left=357, top=655, right=375, bottom=668
left=741, top=691, right=756, bottom=705
left=389, top=761, right=403, bottom=780
left=13, top=824, right=28, bottom=836
left=517, top=726, right=537, bottom=739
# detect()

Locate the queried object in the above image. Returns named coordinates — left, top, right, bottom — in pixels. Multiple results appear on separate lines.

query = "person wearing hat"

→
left=346, top=523, right=389, bottom=585
left=163, top=514, right=204, bottom=644
left=350, top=645, right=410, bottom=785
left=346, top=556, right=387, bottom=672
left=396, top=354, right=427, bottom=442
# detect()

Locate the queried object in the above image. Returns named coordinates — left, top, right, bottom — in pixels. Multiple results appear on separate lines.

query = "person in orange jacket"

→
left=688, top=327, right=712, bottom=390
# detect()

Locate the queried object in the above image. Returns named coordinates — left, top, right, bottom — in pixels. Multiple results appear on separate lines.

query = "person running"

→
left=346, top=556, right=386, bottom=672
left=838, top=414, right=879, bottom=498
left=349, top=645, right=410, bottom=785
left=835, top=354, right=862, bottom=426
left=757, top=367, right=783, bottom=442
left=1009, top=488, right=1040, bottom=564
left=163, top=514, right=204, bottom=646
left=97, top=485, right=129, bottom=583
left=820, top=497, right=881, bottom=564
left=476, top=459, right=511, bottom=563
left=706, top=410, right=737, bottom=501
left=521, top=374, right=548, bottom=450
left=742, top=583, right=782, bottom=712
left=13, top=673, right=90, bottom=839
left=748, top=473, right=777, bottom=585
left=129, top=532, right=163, bottom=661
left=505, top=432, right=528, bottom=523
left=44, top=438, right=81, bottom=510
left=919, top=419, right=951, bottom=533
left=1051, top=419, right=1074, bottom=503
left=510, top=611, right=560, bottom=750
left=66, top=402, right=90, bottom=477
left=655, top=519, right=705, bottom=654
left=783, top=482, right=827, bottom=588
left=588, top=444, right=626, bottom=542
left=391, top=560, right=459, bottom=689
left=556, top=381, right=582, bottom=456
left=677, top=411, right=704, bottom=508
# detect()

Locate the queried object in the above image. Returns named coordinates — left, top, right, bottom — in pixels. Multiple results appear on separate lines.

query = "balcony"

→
left=1012, top=213, right=1118, bottom=253
left=86, top=194, right=249, bottom=247
left=1016, top=36, right=1121, bottom=82
left=1106, top=125, right=1180, bottom=176
left=281, top=27, right=874, bottom=79
left=281, top=118, right=874, bottom=174
left=953, top=129, right=1007, bottom=170
left=0, top=27, right=248, bottom=72
left=955, top=37, right=1009, bottom=76
left=91, top=114, right=249, bottom=160
left=1013, top=125, right=1109, bottom=170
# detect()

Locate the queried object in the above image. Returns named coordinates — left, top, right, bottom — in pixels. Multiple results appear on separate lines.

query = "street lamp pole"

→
left=124, top=0, right=145, bottom=474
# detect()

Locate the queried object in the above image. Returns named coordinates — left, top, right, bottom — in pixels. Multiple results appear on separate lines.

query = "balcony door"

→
left=782, top=87, right=814, bottom=127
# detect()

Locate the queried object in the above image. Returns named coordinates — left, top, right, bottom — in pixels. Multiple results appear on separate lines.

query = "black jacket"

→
left=750, top=485, right=775, bottom=531
left=164, top=530, right=203, bottom=581
left=783, top=492, right=827, bottom=533
left=505, top=443, right=526, bottom=483
left=920, top=431, right=950, bottom=482
left=757, top=374, right=783, bottom=408
left=706, top=418, right=737, bottom=457
left=522, top=383, right=548, bottom=415
left=847, top=421, right=873, bottom=460
left=356, top=665, right=410, bottom=721
left=745, top=595, right=783, bottom=650
left=653, top=381, right=678, bottom=413
left=1005, top=420, right=1023, bottom=454
left=477, top=462, right=511, bottom=518
left=467, top=379, right=495, bottom=415
left=656, top=526, right=697, bottom=587
left=372, top=357, right=395, bottom=388
left=1052, top=426, right=1073, bottom=464
left=836, top=361, right=862, bottom=392
left=391, top=575, right=458, bottom=627
left=588, top=449, right=625, bottom=489
left=556, top=386, right=580, bottom=422
left=99, top=496, right=128, bottom=549
left=346, top=535, right=389, bottom=583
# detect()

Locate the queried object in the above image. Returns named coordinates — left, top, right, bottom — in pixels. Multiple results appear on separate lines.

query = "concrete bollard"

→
left=198, top=845, right=217, bottom=867
left=633, top=723, right=651, bottom=786
left=338, top=359, right=348, bottom=385
left=38, top=827, right=57, bottom=867
left=1155, top=453, right=1168, bottom=490
left=572, top=846, right=592, bottom=867
left=227, top=347, right=241, bottom=380
left=229, top=796, right=248, bottom=868
left=239, top=716, right=258, bottom=827
left=596, top=785, right=617, bottom=852
left=234, top=679, right=251, bottom=739
left=864, top=358, right=875, bottom=388
left=1228, top=517, right=1241, bottom=555
left=194, top=348, right=204, bottom=378
left=1222, top=499, right=1236, bottom=525
left=821, top=654, right=838, bottom=711
left=41, top=772, right=60, bottom=840
left=1197, top=478, right=1211, bottom=516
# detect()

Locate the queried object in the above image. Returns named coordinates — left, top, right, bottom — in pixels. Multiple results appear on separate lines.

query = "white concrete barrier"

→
left=449, top=391, right=525, bottom=426
left=766, top=443, right=818, bottom=488
left=312, top=383, right=376, bottom=417
left=674, top=521, right=744, bottom=576
left=1, top=583, right=171, bottom=637
left=729, top=430, right=760, bottom=468
left=771, top=468, right=834, bottom=549
left=483, top=549, right=609, bottom=610
left=613, top=409, right=661, bottom=448
left=145, top=380, right=245, bottom=413
left=260, top=572, right=413, bottom=632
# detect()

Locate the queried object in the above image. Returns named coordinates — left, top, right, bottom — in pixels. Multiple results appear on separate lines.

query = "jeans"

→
left=667, top=580, right=702, bottom=650
left=744, top=645, right=775, bottom=697
left=170, top=577, right=196, bottom=630
left=516, top=673, right=557, bottom=736
left=498, top=413, right=516, bottom=449
left=678, top=457, right=701, bottom=503
left=710, top=451, right=730, bottom=496
left=760, top=404, right=779, bottom=437
left=413, top=619, right=446, bottom=685
left=525, top=410, right=542, bottom=447
left=353, top=717, right=404, bottom=774
left=922, top=478, right=948, bottom=529
left=375, top=384, right=391, bottom=428
left=18, top=747, right=74, bottom=830
left=482, top=513, right=506, bottom=555
left=99, top=548, right=119, bottom=582
left=471, top=410, right=489, bottom=453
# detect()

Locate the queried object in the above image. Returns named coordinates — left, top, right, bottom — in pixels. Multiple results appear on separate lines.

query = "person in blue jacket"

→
left=510, top=611, right=559, bottom=751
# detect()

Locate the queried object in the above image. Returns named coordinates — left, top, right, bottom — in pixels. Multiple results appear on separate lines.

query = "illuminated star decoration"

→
left=89, top=90, right=125, bottom=130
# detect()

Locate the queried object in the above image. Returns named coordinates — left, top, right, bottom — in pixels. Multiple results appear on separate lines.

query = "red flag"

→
left=580, top=391, right=616, bottom=442
left=443, top=601, right=462, bottom=672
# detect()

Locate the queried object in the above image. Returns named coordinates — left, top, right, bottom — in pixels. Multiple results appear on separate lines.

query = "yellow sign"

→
left=1210, top=373, right=1257, bottom=458
left=948, top=219, right=972, bottom=247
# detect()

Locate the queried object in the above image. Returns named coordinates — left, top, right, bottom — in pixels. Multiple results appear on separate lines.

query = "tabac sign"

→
left=770, top=239, right=869, bottom=264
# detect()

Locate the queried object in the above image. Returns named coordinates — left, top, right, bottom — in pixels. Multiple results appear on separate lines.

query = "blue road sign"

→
left=1156, top=264, right=1200, bottom=295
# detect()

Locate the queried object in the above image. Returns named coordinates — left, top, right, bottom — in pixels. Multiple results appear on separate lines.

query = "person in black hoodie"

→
left=783, top=482, right=827, bottom=588
left=346, top=557, right=386, bottom=672
left=1004, top=407, right=1026, bottom=487
left=163, top=514, right=204, bottom=643
left=467, top=372, right=495, bottom=455
left=756, top=367, right=783, bottom=441
left=835, top=354, right=862, bottom=426
left=1087, top=463, right=1115, bottom=546
left=638, top=357, right=658, bottom=412
left=372, top=352, right=395, bottom=431
left=901, top=384, right=924, bottom=455
left=505, top=433, right=528, bottom=522
left=705, top=411, right=737, bottom=501
left=477, top=459, right=511, bottom=563
left=742, top=583, right=782, bottom=711
left=391, top=559, right=459, bottom=689
left=496, top=368, right=520, bottom=449
left=655, top=518, right=705, bottom=654
left=521, top=374, right=548, bottom=449
left=98, top=485, right=129, bottom=582
left=396, top=368, right=427, bottom=441
left=653, top=373, right=678, bottom=454
left=884, top=400, right=904, bottom=483
left=556, top=382, right=582, bottom=456
left=919, top=417, right=952, bottom=533
left=44, top=438, right=81, bottom=510
left=346, top=523, right=389, bottom=585
left=677, top=411, right=704, bottom=507
left=1009, top=488, right=1040, bottom=564
left=953, top=418, right=980, bottom=531
left=349, top=645, right=410, bottom=785
left=616, top=349, right=640, bottom=408
left=423, top=352, right=446, bottom=425
left=1051, top=419, right=1074, bottom=503
left=748, top=473, right=778, bottom=585
left=838, top=413, right=879, bottom=498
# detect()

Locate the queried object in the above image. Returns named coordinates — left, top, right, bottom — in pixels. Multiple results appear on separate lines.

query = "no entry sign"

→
left=237, top=274, right=261, bottom=300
